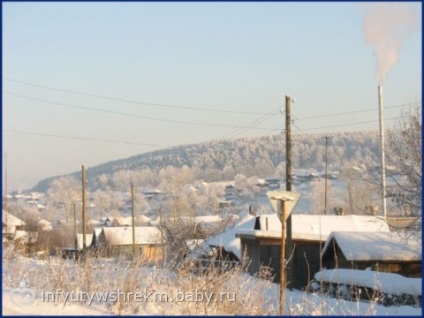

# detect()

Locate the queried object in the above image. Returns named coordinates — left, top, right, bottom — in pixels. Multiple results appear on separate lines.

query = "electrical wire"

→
left=3, top=129, right=166, bottom=147
left=4, top=92, right=274, bottom=131
left=3, top=77, right=274, bottom=116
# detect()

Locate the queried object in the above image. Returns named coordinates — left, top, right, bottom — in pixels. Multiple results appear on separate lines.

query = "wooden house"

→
left=2, top=210, right=26, bottom=241
left=98, top=226, right=164, bottom=262
left=236, top=214, right=391, bottom=290
left=321, top=231, right=421, bottom=278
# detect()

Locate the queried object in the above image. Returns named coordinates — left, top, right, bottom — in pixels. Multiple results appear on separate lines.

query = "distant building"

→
left=98, top=226, right=164, bottom=262
left=2, top=210, right=26, bottom=241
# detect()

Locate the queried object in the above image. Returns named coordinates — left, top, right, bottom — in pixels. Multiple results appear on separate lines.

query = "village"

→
left=2, top=163, right=422, bottom=315
left=2, top=1, right=421, bottom=316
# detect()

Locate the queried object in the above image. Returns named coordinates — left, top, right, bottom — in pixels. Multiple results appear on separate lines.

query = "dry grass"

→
left=4, top=244, right=411, bottom=316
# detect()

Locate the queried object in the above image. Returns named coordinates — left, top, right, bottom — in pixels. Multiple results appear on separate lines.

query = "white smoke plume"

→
left=362, top=3, right=419, bottom=84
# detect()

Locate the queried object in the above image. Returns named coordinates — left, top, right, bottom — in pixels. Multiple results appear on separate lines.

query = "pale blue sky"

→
left=2, top=2, right=422, bottom=191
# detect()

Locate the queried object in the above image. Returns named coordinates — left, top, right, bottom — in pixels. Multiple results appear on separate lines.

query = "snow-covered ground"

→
left=3, top=280, right=422, bottom=316
left=2, top=248, right=422, bottom=316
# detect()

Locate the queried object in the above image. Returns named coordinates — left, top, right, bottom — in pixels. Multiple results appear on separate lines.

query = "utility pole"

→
left=2, top=154, right=9, bottom=235
left=159, top=208, right=165, bottom=261
left=131, top=182, right=136, bottom=258
left=324, top=136, right=329, bottom=214
left=4, top=153, right=8, bottom=240
left=279, top=199, right=287, bottom=316
left=81, top=165, right=87, bottom=250
left=285, top=95, right=294, bottom=289
left=74, top=203, right=78, bottom=253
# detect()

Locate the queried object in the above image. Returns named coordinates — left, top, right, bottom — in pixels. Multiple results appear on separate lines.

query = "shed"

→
left=321, top=231, right=421, bottom=277
left=98, top=226, right=164, bottom=262
left=236, top=214, right=391, bottom=290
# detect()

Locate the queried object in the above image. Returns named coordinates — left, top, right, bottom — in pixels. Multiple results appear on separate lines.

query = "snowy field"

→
left=2, top=248, right=422, bottom=316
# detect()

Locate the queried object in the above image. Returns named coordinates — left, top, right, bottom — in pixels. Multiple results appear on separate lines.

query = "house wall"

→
left=292, top=241, right=323, bottom=290
left=241, top=236, right=323, bottom=290
left=241, top=238, right=262, bottom=276
left=103, top=244, right=163, bottom=263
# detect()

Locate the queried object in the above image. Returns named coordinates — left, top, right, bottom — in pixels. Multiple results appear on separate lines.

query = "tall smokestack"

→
left=378, top=86, right=387, bottom=220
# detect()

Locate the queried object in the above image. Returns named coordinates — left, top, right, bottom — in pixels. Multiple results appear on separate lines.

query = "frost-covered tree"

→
left=47, top=176, right=81, bottom=222
left=386, top=106, right=422, bottom=220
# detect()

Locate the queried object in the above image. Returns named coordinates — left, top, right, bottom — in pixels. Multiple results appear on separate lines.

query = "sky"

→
left=2, top=2, right=422, bottom=192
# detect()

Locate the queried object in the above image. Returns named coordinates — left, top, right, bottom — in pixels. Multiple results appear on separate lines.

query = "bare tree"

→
left=47, top=176, right=81, bottom=222
left=386, top=106, right=422, bottom=219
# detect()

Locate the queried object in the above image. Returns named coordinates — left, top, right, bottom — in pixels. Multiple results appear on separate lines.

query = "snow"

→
left=238, top=214, right=390, bottom=242
left=193, top=215, right=222, bottom=223
left=314, top=269, right=422, bottom=296
left=206, top=213, right=256, bottom=259
left=322, top=231, right=422, bottom=261
left=2, top=288, right=111, bottom=316
left=102, top=226, right=162, bottom=245
left=4, top=272, right=421, bottom=316
left=2, top=210, right=26, bottom=226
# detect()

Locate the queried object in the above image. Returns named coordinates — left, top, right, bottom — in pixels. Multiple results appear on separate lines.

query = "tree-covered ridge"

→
left=31, top=131, right=381, bottom=193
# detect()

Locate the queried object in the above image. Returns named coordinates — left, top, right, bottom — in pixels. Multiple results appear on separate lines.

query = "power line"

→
left=294, top=117, right=400, bottom=133
left=264, top=116, right=401, bottom=135
left=5, top=77, right=420, bottom=119
left=4, top=92, right=273, bottom=131
left=3, top=77, right=273, bottom=116
left=222, top=107, right=282, bottom=139
left=3, top=129, right=167, bottom=147
left=294, top=102, right=421, bottom=121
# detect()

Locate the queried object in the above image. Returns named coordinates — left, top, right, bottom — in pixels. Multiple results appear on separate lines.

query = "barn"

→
left=236, top=214, right=391, bottom=290
left=321, top=231, right=421, bottom=277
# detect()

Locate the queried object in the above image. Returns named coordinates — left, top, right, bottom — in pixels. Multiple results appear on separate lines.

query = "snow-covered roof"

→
left=2, top=210, right=26, bottom=227
left=105, top=215, right=150, bottom=226
left=322, top=231, right=422, bottom=261
left=77, top=233, right=93, bottom=250
left=93, top=227, right=103, bottom=238
left=206, top=213, right=256, bottom=259
left=242, top=214, right=390, bottom=241
left=315, top=269, right=422, bottom=296
left=193, top=215, right=222, bottom=224
left=101, top=226, right=163, bottom=246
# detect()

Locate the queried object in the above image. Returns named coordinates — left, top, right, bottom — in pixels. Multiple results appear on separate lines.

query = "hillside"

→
left=31, top=131, right=380, bottom=193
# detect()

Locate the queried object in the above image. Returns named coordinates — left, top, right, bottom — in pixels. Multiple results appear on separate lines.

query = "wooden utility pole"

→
left=159, top=208, right=165, bottom=261
left=279, top=200, right=286, bottom=316
left=81, top=165, right=87, bottom=250
left=131, top=182, right=136, bottom=257
left=74, top=203, right=78, bottom=252
left=4, top=154, right=8, bottom=238
left=324, top=136, right=329, bottom=214
left=285, top=95, right=294, bottom=289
